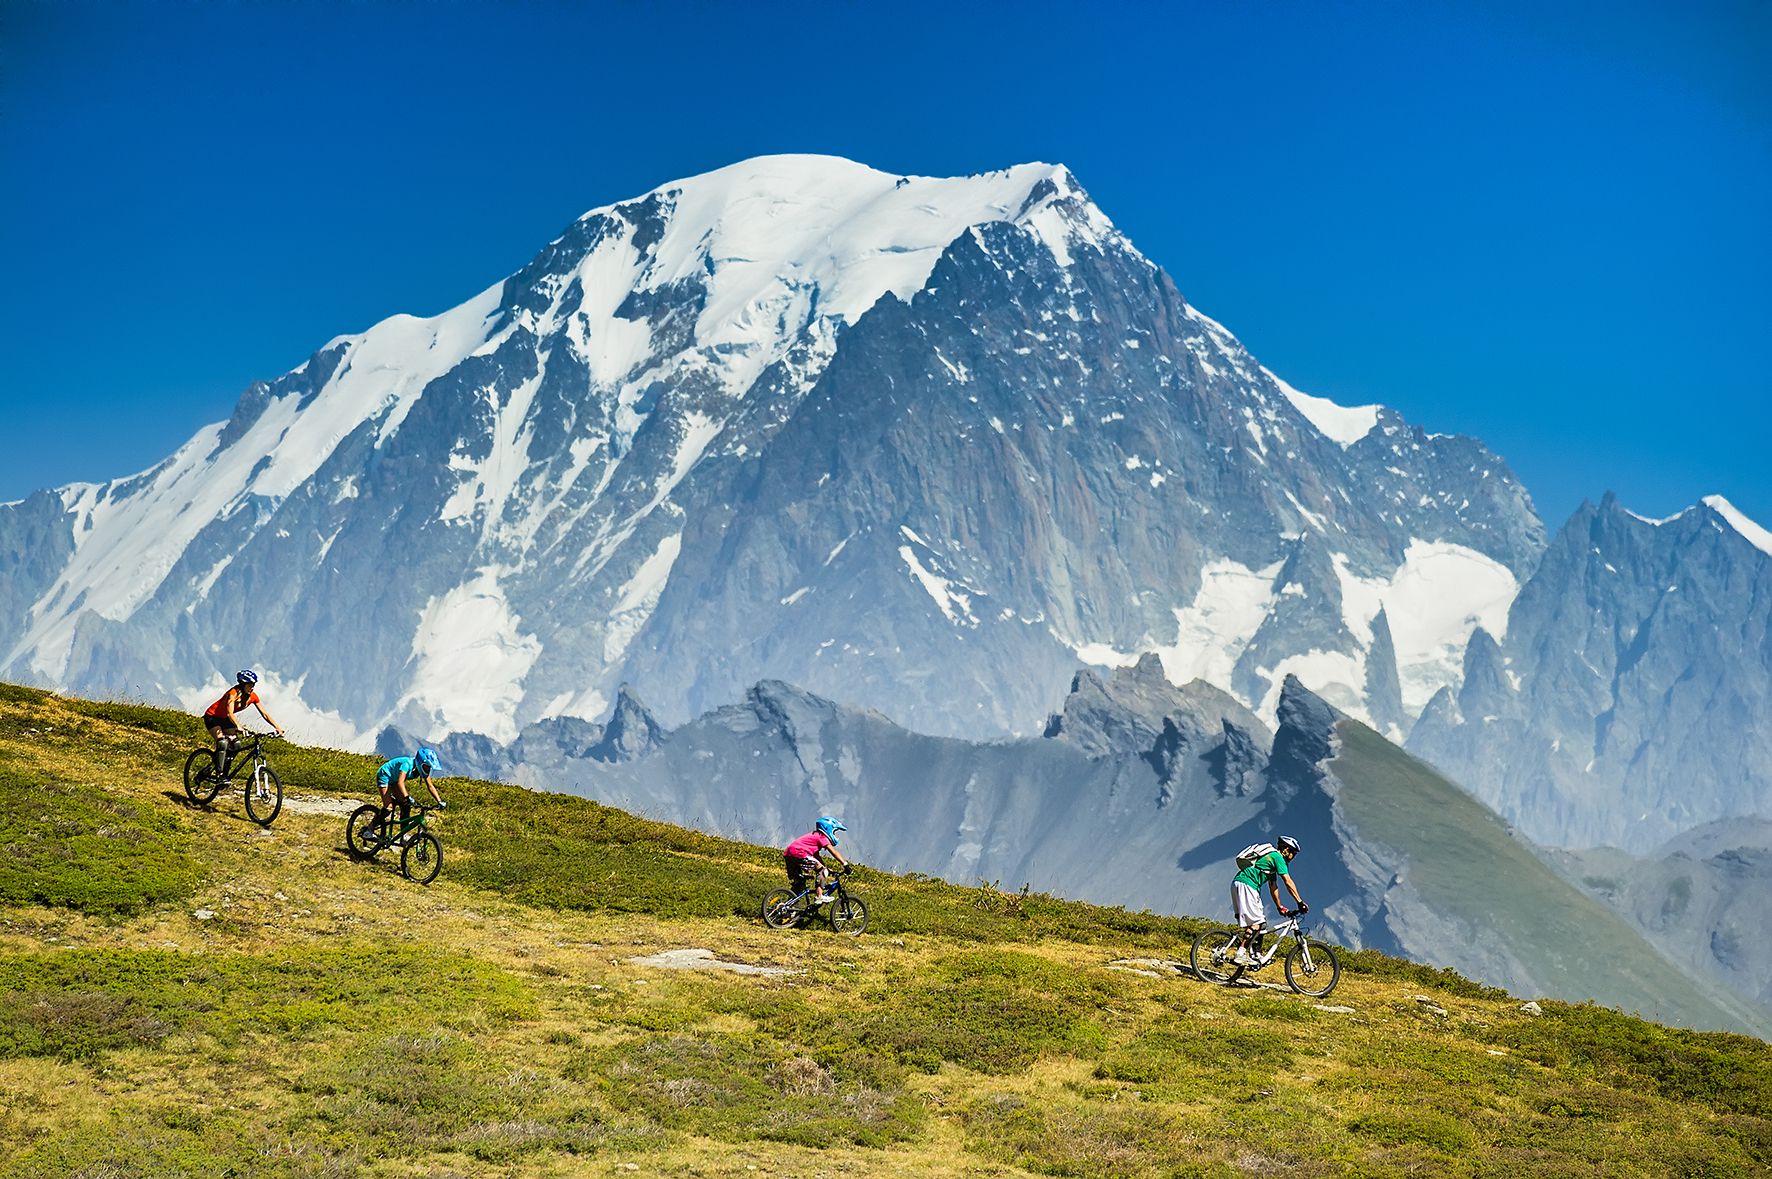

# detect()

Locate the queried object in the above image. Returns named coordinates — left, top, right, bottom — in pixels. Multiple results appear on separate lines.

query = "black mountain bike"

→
left=761, top=867, right=869, bottom=935
left=183, top=731, right=284, bottom=825
left=345, top=800, right=445, bottom=885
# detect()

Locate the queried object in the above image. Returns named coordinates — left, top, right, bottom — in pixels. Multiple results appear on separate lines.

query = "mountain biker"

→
left=377, top=747, right=445, bottom=830
left=784, top=816, right=849, bottom=903
left=1230, top=835, right=1307, bottom=965
left=202, top=670, right=284, bottom=773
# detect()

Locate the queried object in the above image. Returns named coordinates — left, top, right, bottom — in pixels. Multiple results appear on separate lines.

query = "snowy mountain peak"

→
left=1701, top=495, right=1772, bottom=558
left=571, top=154, right=1119, bottom=332
left=1261, top=366, right=1382, bottom=448
left=2, top=154, right=1546, bottom=756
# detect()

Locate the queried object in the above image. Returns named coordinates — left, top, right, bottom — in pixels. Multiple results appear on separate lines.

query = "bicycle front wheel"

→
left=402, top=832, right=442, bottom=884
left=1285, top=941, right=1341, bottom=998
left=346, top=804, right=383, bottom=858
left=830, top=894, right=869, bottom=936
left=184, top=748, right=223, bottom=805
left=1191, top=929, right=1246, bottom=985
left=761, top=888, right=805, bottom=929
left=245, top=766, right=283, bottom=826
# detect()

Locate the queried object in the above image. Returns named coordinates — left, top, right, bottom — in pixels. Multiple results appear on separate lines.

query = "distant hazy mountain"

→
left=395, top=660, right=1767, bottom=1036
left=1409, top=493, right=1772, bottom=852
left=1546, top=819, right=1772, bottom=1014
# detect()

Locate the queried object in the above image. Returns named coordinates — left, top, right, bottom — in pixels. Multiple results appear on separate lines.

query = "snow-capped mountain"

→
left=1408, top=492, right=1772, bottom=852
left=0, top=155, right=1544, bottom=749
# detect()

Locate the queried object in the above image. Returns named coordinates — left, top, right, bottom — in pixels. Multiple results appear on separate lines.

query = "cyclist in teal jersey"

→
left=1229, top=835, right=1307, bottom=965
left=377, top=747, right=445, bottom=829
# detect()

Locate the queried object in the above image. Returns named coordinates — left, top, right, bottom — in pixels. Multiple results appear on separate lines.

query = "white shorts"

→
left=1232, top=881, right=1265, bottom=928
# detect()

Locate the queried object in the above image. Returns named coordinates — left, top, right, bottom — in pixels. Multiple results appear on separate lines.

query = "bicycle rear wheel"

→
left=761, top=887, right=806, bottom=929
left=1190, top=929, right=1246, bottom=985
left=245, top=766, right=283, bottom=826
left=1284, top=941, right=1340, bottom=998
left=402, top=832, right=443, bottom=884
left=346, top=804, right=384, bottom=858
left=830, top=893, right=869, bottom=936
left=184, top=748, right=224, bottom=805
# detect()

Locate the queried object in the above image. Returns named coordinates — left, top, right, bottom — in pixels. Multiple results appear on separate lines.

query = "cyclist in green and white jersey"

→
left=1229, top=835, right=1307, bottom=965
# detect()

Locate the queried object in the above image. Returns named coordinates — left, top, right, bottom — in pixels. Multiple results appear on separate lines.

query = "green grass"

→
left=2, top=685, right=1771, bottom=1177
left=833, top=949, right=1127, bottom=1073
left=598, top=1031, right=924, bottom=1147
left=0, top=770, right=206, bottom=916
left=0, top=945, right=535, bottom=1062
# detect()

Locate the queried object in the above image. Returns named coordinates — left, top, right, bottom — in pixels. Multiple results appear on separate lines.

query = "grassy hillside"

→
left=0, top=683, right=1767, bottom=1177
left=1330, top=721, right=1770, bottom=1035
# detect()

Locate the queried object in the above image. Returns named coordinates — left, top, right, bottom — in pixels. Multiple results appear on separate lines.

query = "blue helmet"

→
left=415, top=747, right=441, bottom=774
left=814, top=815, right=847, bottom=844
left=236, top=669, right=259, bottom=686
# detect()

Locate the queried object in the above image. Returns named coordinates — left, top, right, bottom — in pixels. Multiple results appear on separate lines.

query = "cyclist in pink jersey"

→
left=784, top=816, right=849, bottom=902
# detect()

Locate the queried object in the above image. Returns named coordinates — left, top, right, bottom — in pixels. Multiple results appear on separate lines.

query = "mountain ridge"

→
left=387, top=660, right=1769, bottom=1036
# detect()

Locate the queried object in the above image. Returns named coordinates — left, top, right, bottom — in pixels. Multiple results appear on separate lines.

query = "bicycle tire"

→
left=761, top=887, right=805, bottom=929
left=830, top=893, right=869, bottom=936
left=183, top=748, right=224, bottom=805
left=1284, top=941, right=1340, bottom=998
left=244, top=766, right=283, bottom=826
left=346, top=804, right=384, bottom=859
left=402, top=832, right=443, bottom=884
left=1190, top=928, right=1246, bottom=985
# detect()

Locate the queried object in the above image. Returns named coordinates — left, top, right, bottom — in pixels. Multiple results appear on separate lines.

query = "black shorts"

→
left=785, top=855, right=821, bottom=890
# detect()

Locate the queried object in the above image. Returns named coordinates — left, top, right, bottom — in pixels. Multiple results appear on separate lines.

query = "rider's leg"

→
left=1230, top=882, right=1265, bottom=961
left=216, top=726, right=239, bottom=775
left=1246, top=922, right=1267, bottom=962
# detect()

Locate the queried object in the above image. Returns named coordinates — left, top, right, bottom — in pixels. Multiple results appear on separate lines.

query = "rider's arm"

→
left=391, top=768, right=408, bottom=797
left=827, top=847, right=848, bottom=869
left=254, top=702, right=284, bottom=736
left=424, top=774, right=444, bottom=806
left=1284, top=875, right=1302, bottom=906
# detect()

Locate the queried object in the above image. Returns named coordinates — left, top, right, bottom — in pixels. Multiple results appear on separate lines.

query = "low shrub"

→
left=959, top=1092, right=1205, bottom=1178
left=0, top=771, right=205, bottom=915
left=599, top=1031, right=923, bottom=1147
left=835, top=950, right=1125, bottom=1074
left=0, top=946, right=535, bottom=1062
left=1494, top=1001, right=1772, bottom=1118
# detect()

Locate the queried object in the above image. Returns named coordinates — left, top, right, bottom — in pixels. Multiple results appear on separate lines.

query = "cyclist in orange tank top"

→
left=202, top=669, right=283, bottom=773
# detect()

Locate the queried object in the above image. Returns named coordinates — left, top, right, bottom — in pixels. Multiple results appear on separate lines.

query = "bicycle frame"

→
left=373, top=805, right=433, bottom=847
left=1241, top=916, right=1307, bottom=968
left=216, top=731, right=267, bottom=780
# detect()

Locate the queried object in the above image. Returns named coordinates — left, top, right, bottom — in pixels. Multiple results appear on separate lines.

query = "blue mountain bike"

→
left=761, top=868, right=869, bottom=935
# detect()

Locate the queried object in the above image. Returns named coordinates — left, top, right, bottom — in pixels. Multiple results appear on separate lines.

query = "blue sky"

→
left=2, top=0, right=1767, bottom=529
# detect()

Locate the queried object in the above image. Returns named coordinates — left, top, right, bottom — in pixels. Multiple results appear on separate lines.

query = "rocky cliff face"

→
left=1409, top=493, right=1772, bottom=852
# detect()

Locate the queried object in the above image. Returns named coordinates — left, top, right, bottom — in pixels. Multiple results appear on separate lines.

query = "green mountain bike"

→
left=183, top=730, right=283, bottom=825
left=345, top=800, right=445, bottom=884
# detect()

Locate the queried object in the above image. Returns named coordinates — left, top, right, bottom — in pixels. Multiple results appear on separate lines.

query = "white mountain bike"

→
left=1191, top=911, right=1341, bottom=998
